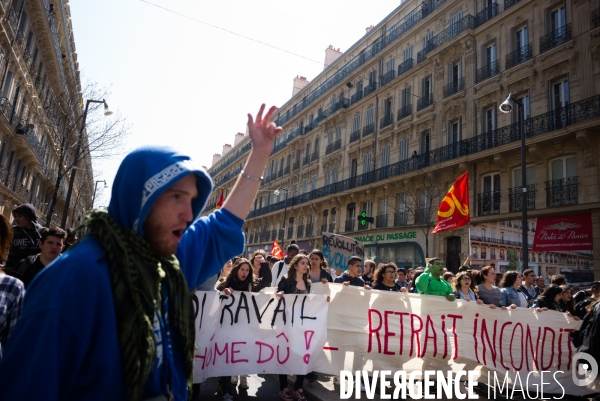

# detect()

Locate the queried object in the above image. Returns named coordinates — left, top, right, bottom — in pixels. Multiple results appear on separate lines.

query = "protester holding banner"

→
left=452, top=272, right=483, bottom=303
left=249, top=250, right=272, bottom=291
left=476, top=266, right=503, bottom=308
left=498, top=271, right=525, bottom=308
left=276, top=254, right=312, bottom=401
left=415, top=258, right=455, bottom=301
left=373, top=262, right=402, bottom=291
left=559, top=285, right=580, bottom=319
left=518, top=268, right=539, bottom=306
left=334, top=256, right=371, bottom=289
left=308, top=249, right=332, bottom=284
left=532, top=284, right=563, bottom=311
left=362, top=260, right=375, bottom=287
left=271, top=243, right=300, bottom=287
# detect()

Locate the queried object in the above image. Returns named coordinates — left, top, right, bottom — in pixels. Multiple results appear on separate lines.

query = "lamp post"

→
left=61, top=99, right=113, bottom=228
left=92, top=180, right=108, bottom=210
left=499, top=93, right=528, bottom=271
left=274, top=187, right=289, bottom=245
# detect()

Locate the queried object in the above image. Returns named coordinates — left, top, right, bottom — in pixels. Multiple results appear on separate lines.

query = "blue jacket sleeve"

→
left=500, top=289, right=509, bottom=307
left=177, top=208, right=245, bottom=290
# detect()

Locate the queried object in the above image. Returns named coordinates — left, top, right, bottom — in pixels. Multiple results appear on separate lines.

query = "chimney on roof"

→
left=234, top=132, right=245, bottom=146
left=365, top=25, right=374, bottom=33
left=222, top=143, right=232, bottom=155
left=292, top=75, right=309, bottom=97
left=324, top=44, right=342, bottom=70
left=211, top=153, right=222, bottom=166
left=202, top=165, right=208, bottom=171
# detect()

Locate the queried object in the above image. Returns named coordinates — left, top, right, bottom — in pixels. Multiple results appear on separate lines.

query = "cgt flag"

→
left=215, top=189, right=224, bottom=209
left=431, top=171, right=470, bottom=233
left=270, top=239, right=284, bottom=259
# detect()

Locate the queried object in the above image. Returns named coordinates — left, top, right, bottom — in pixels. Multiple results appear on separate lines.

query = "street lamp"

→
left=61, top=99, right=112, bottom=228
left=92, top=180, right=108, bottom=209
left=274, top=187, right=289, bottom=244
left=499, top=93, right=528, bottom=271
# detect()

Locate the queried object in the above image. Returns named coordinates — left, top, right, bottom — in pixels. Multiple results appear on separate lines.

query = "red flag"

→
left=431, top=171, right=470, bottom=233
left=216, top=189, right=224, bottom=209
left=270, top=239, right=284, bottom=259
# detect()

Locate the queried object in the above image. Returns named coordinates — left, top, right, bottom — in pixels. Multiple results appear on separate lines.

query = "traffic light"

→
left=357, top=211, right=374, bottom=226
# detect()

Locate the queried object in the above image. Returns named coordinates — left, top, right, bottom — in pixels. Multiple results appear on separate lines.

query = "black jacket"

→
left=277, top=277, right=310, bottom=295
left=334, top=272, right=365, bottom=287
left=14, top=254, right=46, bottom=288
left=6, top=224, right=43, bottom=269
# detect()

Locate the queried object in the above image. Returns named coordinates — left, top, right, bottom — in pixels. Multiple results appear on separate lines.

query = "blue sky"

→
left=70, top=0, right=401, bottom=206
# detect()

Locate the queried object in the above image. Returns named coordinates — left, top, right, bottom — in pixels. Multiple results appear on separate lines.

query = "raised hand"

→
left=247, top=104, right=283, bottom=156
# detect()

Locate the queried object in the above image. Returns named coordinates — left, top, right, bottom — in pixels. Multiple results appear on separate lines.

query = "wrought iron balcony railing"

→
left=321, top=224, right=327, bottom=234
left=380, top=113, right=393, bottom=129
left=297, top=224, right=305, bottom=238
left=364, top=82, right=378, bottom=97
left=540, top=24, right=572, bottom=54
left=284, top=165, right=290, bottom=175
left=508, top=184, right=536, bottom=212
left=417, top=93, right=433, bottom=111
left=545, top=177, right=578, bottom=207
left=311, top=151, right=319, bottom=162
left=505, top=44, right=532, bottom=70
left=325, top=139, right=342, bottom=155
left=376, top=214, right=388, bottom=228
left=305, top=223, right=314, bottom=237
left=302, top=156, right=310, bottom=166
left=477, top=191, right=501, bottom=215
left=380, top=70, right=396, bottom=87
left=394, top=212, right=408, bottom=226
left=397, top=104, right=412, bottom=121
left=397, top=58, right=414, bottom=76
left=350, top=130, right=360, bottom=143
left=351, top=91, right=363, bottom=105
left=475, top=3, right=499, bottom=27
left=328, top=223, right=335, bottom=233
left=443, top=78, right=465, bottom=98
left=292, top=161, right=300, bottom=171
left=476, top=60, right=500, bottom=83
left=593, top=8, right=600, bottom=29
left=504, top=0, right=521, bottom=10
left=287, top=226, right=294, bottom=239
left=345, top=219, right=355, bottom=232
left=363, top=123, right=375, bottom=137
left=414, top=208, right=430, bottom=224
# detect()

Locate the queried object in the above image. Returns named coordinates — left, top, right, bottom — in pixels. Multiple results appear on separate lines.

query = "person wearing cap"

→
left=5, top=203, right=44, bottom=271
left=0, top=104, right=282, bottom=401
left=271, top=243, right=299, bottom=287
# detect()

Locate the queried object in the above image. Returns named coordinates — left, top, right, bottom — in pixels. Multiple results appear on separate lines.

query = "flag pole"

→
left=468, top=223, right=472, bottom=256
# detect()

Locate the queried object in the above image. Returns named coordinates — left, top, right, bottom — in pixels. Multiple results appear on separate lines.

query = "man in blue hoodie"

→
left=0, top=104, right=282, bottom=401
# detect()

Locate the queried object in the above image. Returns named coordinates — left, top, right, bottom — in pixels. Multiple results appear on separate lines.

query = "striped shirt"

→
left=0, top=273, right=25, bottom=355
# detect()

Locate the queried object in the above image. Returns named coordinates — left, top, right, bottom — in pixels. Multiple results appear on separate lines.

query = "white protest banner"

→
left=311, top=283, right=598, bottom=396
left=321, top=232, right=364, bottom=272
left=192, top=291, right=328, bottom=383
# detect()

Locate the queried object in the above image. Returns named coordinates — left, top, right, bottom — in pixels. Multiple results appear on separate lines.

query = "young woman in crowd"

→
left=443, top=272, right=454, bottom=284
left=373, top=262, right=401, bottom=291
left=477, top=266, right=504, bottom=308
left=559, top=285, right=581, bottom=320
left=452, top=272, right=483, bottom=304
left=275, top=254, right=312, bottom=401
left=249, top=250, right=273, bottom=291
left=409, top=268, right=425, bottom=293
left=308, top=249, right=333, bottom=283
left=498, top=271, right=525, bottom=308
left=532, top=284, right=563, bottom=311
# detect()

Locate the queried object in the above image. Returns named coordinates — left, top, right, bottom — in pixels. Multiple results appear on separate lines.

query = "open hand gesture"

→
left=247, top=104, right=283, bottom=156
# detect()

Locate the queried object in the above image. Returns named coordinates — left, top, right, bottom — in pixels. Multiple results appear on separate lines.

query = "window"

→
left=311, top=175, right=316, bottom=191
left=420, top=130, right=430, bottom=154
left=551, top=78, right=569, bottom=110
left=351, top=159, right=358, bottom=178
left=483, top=106, right=495, bottom=133
left=402, top=86, right=411, bottom=107
left=333, top=166, right=339, bottom=183
left=550, top=6, right=566, bottom=33
left=483, top=174, right=500, bottom=192
left=383, top=98, right=392, bottom=117
left=421, top=76, right=431, bottom=97
left=513, top=165, right=536, bottom=187
left=381, top=145, right=390, bottom=167
left=512, top=94, right=530, bottom=122
left=472, top=246, right=478, bottom=257
left=363, top=152, right=372, bottom=173
left=422, top=31, right=433, bottom=49
left=386, top=57, right=395, bottom=73
left=379, top=197, right=388, bottom=215
left=447, top=118, right=462, bottom=145
left=366, top=107, right=374, bottom=126
left=550, top=156, right=577, bottom=180
left=352, top=114, right=361, bottom=134
left=327, top=130, right=333, bottom=145
left=448, top=11, right=464, bottom=38
left=324, top=169, right=330, bottom=186
left=399, top=137, right=409, bottom=161
left=448, top=60, right=462, bottom=86
left=486, top=43, right=496, bottom=66
left=335, top=125, right=342, bottom=141
left=305, top=143, right=311, bottom=158
left=403, top=45, right=413, bottom=61
left=301, top=179, right=307, bottom=194
left=516, top=26, right=528, bottom=51
left=292, top=183, right=298, bottom=197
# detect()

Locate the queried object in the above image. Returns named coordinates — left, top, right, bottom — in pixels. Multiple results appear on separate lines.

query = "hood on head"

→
left=13, top=203, right=37, bottom=223
left=107, top=146, right=213, bottom=236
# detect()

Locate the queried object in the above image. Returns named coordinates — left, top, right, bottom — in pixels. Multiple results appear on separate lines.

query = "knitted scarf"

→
left=81, top=210, right=194, bottom=400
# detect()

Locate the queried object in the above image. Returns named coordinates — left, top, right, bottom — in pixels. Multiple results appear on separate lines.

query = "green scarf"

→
left=81, top=210, right=195, bottom=400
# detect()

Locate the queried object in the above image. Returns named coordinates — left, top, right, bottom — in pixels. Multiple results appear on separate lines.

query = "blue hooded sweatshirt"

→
left=0, top=146, right=245, bottom=401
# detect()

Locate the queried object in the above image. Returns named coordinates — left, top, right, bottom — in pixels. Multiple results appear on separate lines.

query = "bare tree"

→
left=24, top=81, right=129, bottom=227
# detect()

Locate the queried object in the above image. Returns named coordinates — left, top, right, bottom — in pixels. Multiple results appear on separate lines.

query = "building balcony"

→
left=417, top=50, right=427, bottom=64
left=287, top=226, right=294, bottom=239
left=505, top=44, right=532, bottom=70
left=376, top=214, right=388, bottom=228
left=304, top=121, right=316, bottom=134
left=476, top=60, right=500, bottom=83
left=380, top=113, right=393, bottom=129
left=311, top=151, right=319, bottom=162
left=417, top=93, right=434, bottom=111
left=325, top=139, right=342, bottom=155
left=302, top=156, right=310, bottom=166
left=297, top=224, right=305, bottom=238
left=380, top=70, right=396, bottom=87
left=7, top=7, right=19, bottom=34
left=350, top=130, right=360, bottom=143
left=363, top=82, right=378, bottom=97
left=443, top=78, right=465, bottom=98
left=277, top=168, right=283, bottom=178
left=540, top=24, right=572, bottom=54
left=508, top=185, right=536, bottom=212
left=272, top=140, right=287, bottom=154
left=546, top=177, right=578, bottom=207
left=397, top=58, right=413, bottom=76
left=351, top=90, right=363, bottom=105
left=422, top=15, right=476, bottom=61
left=393, top=212, right=407, bottom=227
left=328, top=223, right=336, bottom=233
left=414, top=208, right=429, bottom=225
left=363, top=123, right=374, bottom=137
left=271, top=230, right=278, bottom=240
left=284, top=165, right=290, bottom=175
left=292, top=161, right=300, bottom=171
left=475, top=2, right=499, bottom=27
left=345, top=219, right=355, bottom=232
left=306, top=223, right=314, bottom=237
left=397, top=104, right=411, bottom=121
left=477, top=191, right=501, bottom=216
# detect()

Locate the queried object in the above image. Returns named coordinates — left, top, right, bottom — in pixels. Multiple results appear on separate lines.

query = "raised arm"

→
left=222, top=104, right=283, bottom=220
